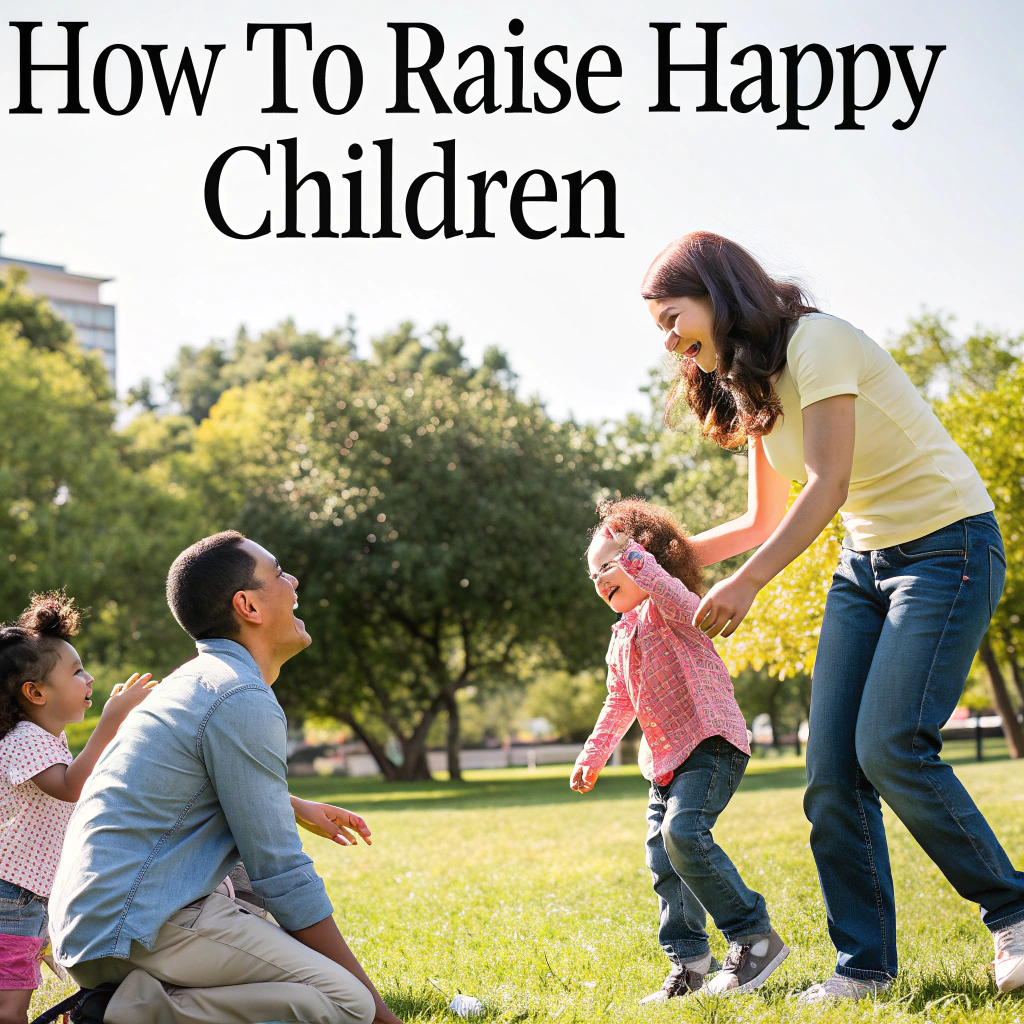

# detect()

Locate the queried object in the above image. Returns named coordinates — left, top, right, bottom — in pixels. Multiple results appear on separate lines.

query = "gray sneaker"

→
left=703, top=928, right=789, bottom=995
left=796, top=973, right=892, bottom=1004
left=639, top=953, right=721, bottom=1003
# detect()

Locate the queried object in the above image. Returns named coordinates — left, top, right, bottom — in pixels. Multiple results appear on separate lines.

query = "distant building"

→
left=0, top=233, right=117, bottom=382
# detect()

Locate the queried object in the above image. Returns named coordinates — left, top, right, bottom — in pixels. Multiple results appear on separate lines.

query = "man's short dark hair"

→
left=166, top=531, right=263, bottom=641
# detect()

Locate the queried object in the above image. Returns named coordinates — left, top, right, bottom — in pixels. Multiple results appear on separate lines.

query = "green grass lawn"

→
left=33, top=743, right=1023, bottom=1022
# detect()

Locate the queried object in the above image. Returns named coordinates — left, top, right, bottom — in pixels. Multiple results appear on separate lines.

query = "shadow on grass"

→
left=289, top=762, right=807, bottom=813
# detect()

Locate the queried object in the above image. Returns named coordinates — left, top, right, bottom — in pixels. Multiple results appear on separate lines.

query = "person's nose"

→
left=84, top=672, right=94, bottom=686
left=286, top=572, right=299, bottom=590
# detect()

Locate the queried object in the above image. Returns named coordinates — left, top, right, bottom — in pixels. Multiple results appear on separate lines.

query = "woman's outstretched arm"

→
left=693, top=394, right=856, bottom=638
left=689, top=435, right=792, bottom=567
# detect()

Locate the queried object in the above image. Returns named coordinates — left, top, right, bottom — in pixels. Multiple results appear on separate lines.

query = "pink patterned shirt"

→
left=0, top=720, right=75, bottom=897
left=576, top=541, right=750, bottom=786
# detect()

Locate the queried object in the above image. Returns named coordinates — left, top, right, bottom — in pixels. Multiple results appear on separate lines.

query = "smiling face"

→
left=586, top=540, right=647, bottom=615
left=239, top=539, right=311, bottom=659
left=648, top=295, right=718, bottom=373
left=21, top=640, right=94, bottom=726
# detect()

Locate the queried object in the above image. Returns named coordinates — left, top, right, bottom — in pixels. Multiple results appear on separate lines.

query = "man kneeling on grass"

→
left=49, top=531, right=401, bottom=1024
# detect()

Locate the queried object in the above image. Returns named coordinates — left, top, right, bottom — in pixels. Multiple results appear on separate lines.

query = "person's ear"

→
left=20, top=681, right=47, bottom=708
left=231, top=590, right=263, bottom=628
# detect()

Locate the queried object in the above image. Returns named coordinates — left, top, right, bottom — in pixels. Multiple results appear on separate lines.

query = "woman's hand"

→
left=570, top=763, right=599, bottom=792
left=693, top=573, right=761, bottom=639
left=292, top=797, right=372, bottom=846
left=100, top=672, right=157, bottom=726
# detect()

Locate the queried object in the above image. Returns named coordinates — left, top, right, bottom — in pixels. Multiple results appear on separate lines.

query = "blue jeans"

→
left=805, top=511, right=1024, bottom=981
left=645, top=736, right=770, bottom=964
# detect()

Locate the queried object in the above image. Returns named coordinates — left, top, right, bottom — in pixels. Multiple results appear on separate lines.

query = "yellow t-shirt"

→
left=761, top=313, right=993, bottom=551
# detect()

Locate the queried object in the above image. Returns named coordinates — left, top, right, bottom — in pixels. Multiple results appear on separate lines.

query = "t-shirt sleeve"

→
left=6, top=725, right=73, bottom=786
left=787, top=317, right=865, bottom=409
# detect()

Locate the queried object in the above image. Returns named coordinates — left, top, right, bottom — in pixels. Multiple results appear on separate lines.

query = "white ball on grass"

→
left=449, top=994, right=484, bottom=1017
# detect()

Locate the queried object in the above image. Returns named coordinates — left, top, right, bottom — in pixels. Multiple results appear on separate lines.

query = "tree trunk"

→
left=338, top=713, right=402, bottom=782
left=979, top=637, right=1024, bottom=759
left=395, top=743, right=432, bottom=781
left=1008, top=651, right=1024, bottom=707
left=444, top=691, right=462, bottom=781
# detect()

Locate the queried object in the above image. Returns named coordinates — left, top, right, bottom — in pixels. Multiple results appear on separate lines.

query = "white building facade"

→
left=0, top=234, right=116, bottom=381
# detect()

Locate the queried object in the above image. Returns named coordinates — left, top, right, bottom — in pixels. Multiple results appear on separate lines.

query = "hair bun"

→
left=17, top=591, right=81, bottom=641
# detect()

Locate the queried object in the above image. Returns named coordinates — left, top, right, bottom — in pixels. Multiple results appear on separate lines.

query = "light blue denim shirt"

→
left=50, top=639, right=333, bottom=967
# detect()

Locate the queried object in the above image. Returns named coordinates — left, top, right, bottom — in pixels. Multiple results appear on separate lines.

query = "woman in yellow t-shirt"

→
left=641, top=231, right=1024, bottom=1003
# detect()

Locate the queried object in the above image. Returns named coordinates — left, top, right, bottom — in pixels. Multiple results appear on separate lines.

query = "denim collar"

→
left=194, top=638, right=263, bottom=680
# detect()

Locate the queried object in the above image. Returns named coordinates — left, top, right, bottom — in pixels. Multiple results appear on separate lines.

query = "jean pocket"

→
left=989, top=546, right=1007, bottom=618
left=0, top=880, right=31, bottom=909
left=893, top=524, right=967, bottom=562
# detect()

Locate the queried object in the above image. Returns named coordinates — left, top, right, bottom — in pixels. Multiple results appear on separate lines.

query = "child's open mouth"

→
left=681, top=340, right=701, bottom=359
left=606, top=585, right=620, bottom=602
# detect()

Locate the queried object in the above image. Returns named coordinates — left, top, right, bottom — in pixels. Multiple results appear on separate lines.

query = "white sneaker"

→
left=994, top=918, right=1024, bottom=993
left=796, top=973, right=891, bottom=1004
left=639, top=953, right=714, bottom=1003
left=702, top=928, right=789, bottom=995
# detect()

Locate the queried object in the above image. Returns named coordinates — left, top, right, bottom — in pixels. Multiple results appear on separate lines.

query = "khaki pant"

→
left=67, top=893, right=376, bottom=1024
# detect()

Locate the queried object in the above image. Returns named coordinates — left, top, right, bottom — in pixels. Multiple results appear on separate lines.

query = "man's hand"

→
left=291, top=797, right=371, bottom=846
left=570, top=763, right=599, bottom=793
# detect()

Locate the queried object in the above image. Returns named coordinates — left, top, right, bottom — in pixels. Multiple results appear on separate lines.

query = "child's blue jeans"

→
left=805, top=511, right=1024, bottom=982
left=645, top=736, right=770, bottom=964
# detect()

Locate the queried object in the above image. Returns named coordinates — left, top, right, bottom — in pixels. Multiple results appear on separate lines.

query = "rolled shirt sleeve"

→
left=787, top=316, right=865, bottom=409
left=200, top=690, right=333, bottom=932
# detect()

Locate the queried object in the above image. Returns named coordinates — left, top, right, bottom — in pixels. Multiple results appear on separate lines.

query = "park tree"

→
left=0, top=278, right=197, bottom=674
left=157, top=317, right=357, bottom=422
left=188, top=324, right=618, bottom=780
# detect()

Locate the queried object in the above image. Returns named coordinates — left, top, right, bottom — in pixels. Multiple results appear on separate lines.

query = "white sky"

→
left=1, top=0, right=1021, bottom=423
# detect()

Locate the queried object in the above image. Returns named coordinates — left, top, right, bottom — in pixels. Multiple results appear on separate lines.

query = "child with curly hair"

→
left=571, top=498, right=788, bottom=1002
left=0, top=592, right=155, bottom=1022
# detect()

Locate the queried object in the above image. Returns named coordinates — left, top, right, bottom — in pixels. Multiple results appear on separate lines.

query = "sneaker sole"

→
left=722, top=944, right=791, bottom=996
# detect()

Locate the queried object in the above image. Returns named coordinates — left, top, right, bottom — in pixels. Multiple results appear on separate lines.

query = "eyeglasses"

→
left=586, top=561, right=617, bottom=582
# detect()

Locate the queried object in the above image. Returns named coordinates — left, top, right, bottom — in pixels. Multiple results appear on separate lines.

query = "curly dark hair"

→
left=641, top=231, right=819, bottom=449
left=595, top=498, right=705, bottom=596
left=0, top=591, right=82, bottom=739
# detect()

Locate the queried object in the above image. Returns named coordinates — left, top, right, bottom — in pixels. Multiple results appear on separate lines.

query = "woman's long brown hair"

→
left=642, top=231, right=818, bottom=449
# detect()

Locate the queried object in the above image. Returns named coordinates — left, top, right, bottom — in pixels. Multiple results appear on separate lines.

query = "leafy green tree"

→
left=889, top=310, right=1021, bottom=397
left=523, top=669, right=608, bottom=743
left=160, top=317, right=357, bottom=422
left=189, top=325, right=614, bottom=780
left=0, top=297, right=196, bottom=674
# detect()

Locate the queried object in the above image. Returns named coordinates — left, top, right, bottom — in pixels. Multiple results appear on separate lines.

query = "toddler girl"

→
left=571, top=499, right=788, bottom=1001
left=0, top=592, right=154, bottom=1022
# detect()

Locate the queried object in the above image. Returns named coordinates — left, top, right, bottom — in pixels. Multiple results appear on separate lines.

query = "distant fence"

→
left=289, top=714, right=1019, bottom=777
left=291, top=742, right=590, bottom=778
